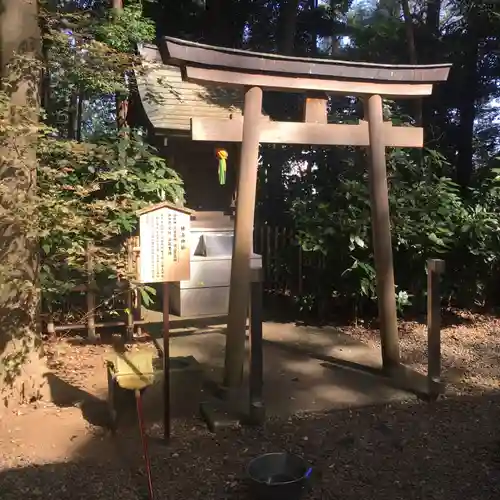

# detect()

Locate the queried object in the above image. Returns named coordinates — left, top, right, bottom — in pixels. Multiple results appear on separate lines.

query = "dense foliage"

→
left=1, top=0, right=184, bottom=348
left=147, top=0, right=500, bottom=318
left=3, top=0, right=500, bottom=350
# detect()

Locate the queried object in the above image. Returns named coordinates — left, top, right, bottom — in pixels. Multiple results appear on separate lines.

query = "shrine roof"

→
left=135, top=44, right=243, bottom=133
left=161, top=37, right=451, bottom=84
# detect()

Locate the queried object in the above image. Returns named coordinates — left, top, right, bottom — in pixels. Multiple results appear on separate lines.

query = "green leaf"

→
left=139, top=287, right=154, bottom=307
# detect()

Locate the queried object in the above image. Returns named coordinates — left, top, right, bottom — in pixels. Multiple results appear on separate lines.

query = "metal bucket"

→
left=247, top=452, right=311, bottom=500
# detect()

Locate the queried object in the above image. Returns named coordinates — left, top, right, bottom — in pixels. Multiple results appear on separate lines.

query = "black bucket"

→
left=247, top=452, right=311, bottom=500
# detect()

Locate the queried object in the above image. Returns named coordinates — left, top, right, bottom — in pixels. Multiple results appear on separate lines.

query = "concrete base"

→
left=199, top=400, right=241, bottom=432
left=199, top=380, right=266, bottom=432
left=180, top=328, right=415, bottom=412
left=138, top=320, right=419, bottom=434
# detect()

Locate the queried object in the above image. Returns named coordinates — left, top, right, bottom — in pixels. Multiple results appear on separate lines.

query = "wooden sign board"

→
left=138, top=203, right=192, bottom=283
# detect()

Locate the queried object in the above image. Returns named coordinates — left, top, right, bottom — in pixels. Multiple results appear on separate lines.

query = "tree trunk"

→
left=379, top=0, right=400, bottom=17
left=76, top=90, right=83, bottom=142
left=205, top=0, right=223, bottom=44
left=40, top=10, right=51, bottom=111
left=457, top=6, right=479, bottom=188
left=205, top=0, right=249, bottom=47
left=278, top=0, right=300, bottom=55
left=309, top=0, right=318, bottom=55
left=0, top=0, right=50, bottom=408
left=426, top=0, right=440, bottom=40
left=401, top=0, right=422, bottom=126
left=260, top=0, right=301, bottom=220
left=68, top=90, right=79, bottom=139
left=111, top=0, right=129, bottom=130
left=421, top=0, right=441, bottom=145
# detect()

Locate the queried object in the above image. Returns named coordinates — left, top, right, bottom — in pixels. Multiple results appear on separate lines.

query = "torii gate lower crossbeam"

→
left=161, top=36, right=451, bottom=390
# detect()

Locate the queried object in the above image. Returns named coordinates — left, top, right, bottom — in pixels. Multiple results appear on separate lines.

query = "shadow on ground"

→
left=44, top=372, right=110, bottom=427
left=2, top=394, right=500, bottom=500
left=47, top=320, right=420, bottom=428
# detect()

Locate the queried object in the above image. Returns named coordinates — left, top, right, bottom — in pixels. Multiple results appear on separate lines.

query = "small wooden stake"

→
left=427, top=258, right=445, bottom=397
left=47, top=317, right=55, bottom=340
left=162, top=282, right=170, bottom=443
left=86, top=243, right=96, bottom=341
left=365, top=95, right=400, bottom=372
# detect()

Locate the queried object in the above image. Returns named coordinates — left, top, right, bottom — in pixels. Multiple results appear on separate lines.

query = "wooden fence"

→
left=253, top=225, right=324, bottom=298
left=44, top=226, right=322, bottom=338
left=45, top=236, right=142, bottom=341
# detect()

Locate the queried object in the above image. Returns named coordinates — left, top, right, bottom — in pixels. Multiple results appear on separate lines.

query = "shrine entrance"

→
left=160, top=37, right=450, bottom=395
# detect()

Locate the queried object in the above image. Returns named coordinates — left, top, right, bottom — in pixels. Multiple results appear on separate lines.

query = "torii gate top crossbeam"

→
left=161, top=36, right=451, bottom=85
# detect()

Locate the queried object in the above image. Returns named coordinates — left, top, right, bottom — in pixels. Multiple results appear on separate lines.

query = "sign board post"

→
left=137, top=201, right=192, bottom=443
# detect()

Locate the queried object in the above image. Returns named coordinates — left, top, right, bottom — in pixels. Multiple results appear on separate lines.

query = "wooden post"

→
left=265, top=225, right=271, bottom=287
left=365, top=95, right=400, bottom=372
left=134, top=292, right=142, bottom=336
left=223, top=86, right=263, bottom=389
left=47, top=317, right=55, bottom=340
left=133, top=238, right=142, bottom=337
left=86, top=244, right=97, bottom=341
left=303, top=91, right=328, bottom=124
left=248, top=269, right=265, bottom=425
left=162, top=282, right=170, bottom=443
left=427, top=258, right=445, bottom=397
left=125, top=238, right=134, bottom=341
left=298, top=243, right=304, bottom=297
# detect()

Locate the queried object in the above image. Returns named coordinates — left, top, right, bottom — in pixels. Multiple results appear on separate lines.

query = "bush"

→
left=289, top=148, right=500, bottom=317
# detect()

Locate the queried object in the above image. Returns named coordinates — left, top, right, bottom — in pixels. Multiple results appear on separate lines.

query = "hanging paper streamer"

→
left=216, top=148, right=228, bottom=185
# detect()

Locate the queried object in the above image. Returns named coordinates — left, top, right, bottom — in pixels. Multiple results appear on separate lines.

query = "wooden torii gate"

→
left=161, top=37, right=451, bottom=390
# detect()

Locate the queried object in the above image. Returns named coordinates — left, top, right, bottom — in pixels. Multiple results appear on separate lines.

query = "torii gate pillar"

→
left=223, top=86, right=263, bottom=387
left=365, top=95, right=400, bottom=371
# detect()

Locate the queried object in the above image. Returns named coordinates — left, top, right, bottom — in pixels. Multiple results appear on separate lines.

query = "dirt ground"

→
left=1, top=312, right=500, bottom=499
left=344, top=309, right=500, bottom=395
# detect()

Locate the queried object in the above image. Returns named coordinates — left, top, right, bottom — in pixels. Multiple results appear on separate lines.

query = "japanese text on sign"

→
left=139, top=206, right=191, bottom=283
